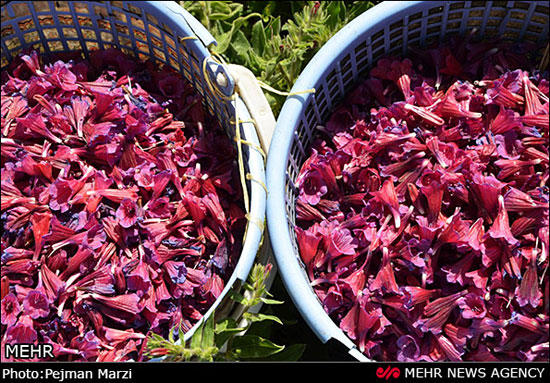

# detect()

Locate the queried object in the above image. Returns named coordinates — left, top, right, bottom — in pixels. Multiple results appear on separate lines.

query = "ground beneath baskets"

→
left=260, top=274, right=356, bottom=361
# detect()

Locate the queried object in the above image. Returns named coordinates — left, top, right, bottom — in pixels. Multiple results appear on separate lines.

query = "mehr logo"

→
left=376, top=365, right=401, bottom=380
left=4, top=343, right=54, bottom=359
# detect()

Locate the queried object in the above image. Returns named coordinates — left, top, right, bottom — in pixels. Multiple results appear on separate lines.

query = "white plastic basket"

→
left=266, top=0, right=549, bottom=361
left=1, top=0, right=276, bottom=352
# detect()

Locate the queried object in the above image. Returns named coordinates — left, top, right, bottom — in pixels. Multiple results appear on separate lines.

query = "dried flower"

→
left=1, top=48, right=246, bottom=361
left=1, top=293, right=21, bottom=326
left=22, top=290, right=50, bottom=319
left=295, top=38, right=548, bottom=361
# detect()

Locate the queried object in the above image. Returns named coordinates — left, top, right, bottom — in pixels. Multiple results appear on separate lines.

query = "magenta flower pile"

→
left=295, top=38, right=549, bottom=361
left=1, top=49, right=246, bottom=361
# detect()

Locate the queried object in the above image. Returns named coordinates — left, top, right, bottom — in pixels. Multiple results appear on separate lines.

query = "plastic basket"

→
left=266, top=0, right=549, bottom=361
left=1, top=0, right=272, bottom=346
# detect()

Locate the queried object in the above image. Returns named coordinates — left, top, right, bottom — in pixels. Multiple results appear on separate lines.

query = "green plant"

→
left=145, top=263, right=305, bottom=361
left=180, top=1, right=376, bottom=114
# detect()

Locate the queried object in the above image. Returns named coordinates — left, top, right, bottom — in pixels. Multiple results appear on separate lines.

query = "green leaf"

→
left=189, top=315, right=215, bottom=351
left=229, top=29, right=252, bottom=64
left=326, top=2, right=342, bottom=27
left=215, top=317, right=243, bottom=334
left=209, top=2, right=243, bottom=20
left=213, top=31, right=233, bottom=55
left=260, top=297, right=284, bottom=305
left=189, top=320, right=204, bottom=349
left=251, top=20, right=266, bottom=56
left=242, top=280, right=254, bottom=291
left=178, top=324, right=185, bottom=345
left=215, top=317, right=247, bottom=348
left=201, top=314, right=216, bottom=349
left=350, top=2, right=375, bottom=20
left=260, top=2, right=275, bottom=21
left=227, top=289, right=246, bottom=304
left=269, top=16, right=281, bottom=37
left=244, top=312, right=283, bottom=325
left=231, top=335, right=285, bottom=359
left=247, top=52, right=267, bottom=74
left=244, top=317, right=273, bottom=340
left=168, top=327, right=175, bottom=343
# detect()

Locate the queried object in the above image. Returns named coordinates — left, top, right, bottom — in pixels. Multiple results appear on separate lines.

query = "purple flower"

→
left=516, top=260, right=543, bottom=309
left=298, top=170, right=328, bottom=205
left=322, top=285, right=344, bottom=315
left=134, top=162, right=156, bottom=189
left=295, top=39, right=549, bottom=362
left=116, top=198, right=140, bottom=228
left=4, top=315, right=37, bottom=344
left=163, top=261, right=188, bottom=285
left=487, top=195, right=518, bottom=246
left=1, top=47, right=247, bottom=362
left=45, top=61, right=78, bottom=91
left=126, top=262, right=151, bottom=295
left=147, top=197, right=171, bottom=218
left=70, top=331, right=101, bottom=361
left=23, top=290, right=50, bottom=319
left=327, top=225, right=357, bottom=256
left=173, top=143, right=197, bottom=168
left=340, top=297, right=390, bottom=354
left=458, top=293, right=487, bottom=319
left=397, top=335, right=421, bottom=362
left=1, top=293, right=21, bottom=326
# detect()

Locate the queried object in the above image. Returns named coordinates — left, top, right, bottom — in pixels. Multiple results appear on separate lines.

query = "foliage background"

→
left=181, top=1, right=375, bottom=115
left=179, top=1, right=377, bottom=361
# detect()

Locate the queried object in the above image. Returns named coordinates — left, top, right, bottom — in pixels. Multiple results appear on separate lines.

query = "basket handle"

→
left=227, top=64, right=276, bottom=151
left=227, top=64, right=276, bottom=312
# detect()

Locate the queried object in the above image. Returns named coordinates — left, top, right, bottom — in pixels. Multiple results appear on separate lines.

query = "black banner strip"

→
left=1, top=362, right=549, bottom=383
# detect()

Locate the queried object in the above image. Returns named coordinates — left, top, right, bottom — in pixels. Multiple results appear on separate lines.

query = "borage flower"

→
left=2, top=48, right=247, bottom=361
left=23, top=290, right=50, bottom=319
left=115, top=198, right=141, bottom=228
left=340, top=295, right=391, bottom=356
left=1, top=293, right=21, bottom=326
left=297, top=170, right=328, bottom=206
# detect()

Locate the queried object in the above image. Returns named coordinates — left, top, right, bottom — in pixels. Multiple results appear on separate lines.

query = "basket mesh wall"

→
left=283, top=1, right=549, bottom=258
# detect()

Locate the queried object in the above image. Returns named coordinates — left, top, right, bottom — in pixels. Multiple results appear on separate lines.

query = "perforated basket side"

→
left=0, top=1, right=236, bottom=135
left=1, top=0, right=267, bottom=343
left=266, top=0, right=549, bottom=360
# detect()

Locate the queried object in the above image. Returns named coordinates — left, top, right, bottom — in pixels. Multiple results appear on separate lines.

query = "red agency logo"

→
left=376, top=365, right=401, bottom=380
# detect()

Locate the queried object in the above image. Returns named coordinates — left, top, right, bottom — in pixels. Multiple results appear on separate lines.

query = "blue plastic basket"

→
left=1, top=0, right=267, bottom=344
left=266, top=0, right=549, bottom=361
